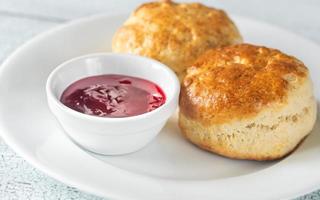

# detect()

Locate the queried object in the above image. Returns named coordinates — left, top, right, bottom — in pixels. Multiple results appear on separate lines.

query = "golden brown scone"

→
left=112, top=0, right=242, bottom=80
left=179, top=44, right=317, bottom=161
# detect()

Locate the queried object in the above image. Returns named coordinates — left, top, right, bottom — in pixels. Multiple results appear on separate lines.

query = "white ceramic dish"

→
left=0, top=14, right=319, bottom=200
left=46, top=53, right=179, bottom=155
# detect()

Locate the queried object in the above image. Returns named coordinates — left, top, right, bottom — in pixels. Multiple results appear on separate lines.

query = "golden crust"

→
left=180, top=44, right=308, bottom=125
left=112, top=1, right=242, bottom=79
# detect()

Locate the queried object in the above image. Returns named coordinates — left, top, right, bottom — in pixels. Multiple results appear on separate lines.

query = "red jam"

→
left=60, top=74, right=166, bottom=117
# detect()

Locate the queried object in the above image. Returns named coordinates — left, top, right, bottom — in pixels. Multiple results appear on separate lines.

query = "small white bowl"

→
left=46, top=53, right=180, bottom=155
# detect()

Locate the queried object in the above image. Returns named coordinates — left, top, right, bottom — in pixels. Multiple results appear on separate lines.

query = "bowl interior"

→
left=49, top=53, right=179, bottom=103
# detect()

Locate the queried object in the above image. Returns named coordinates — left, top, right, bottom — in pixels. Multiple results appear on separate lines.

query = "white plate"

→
left=0, top=14, right=319, bottom=200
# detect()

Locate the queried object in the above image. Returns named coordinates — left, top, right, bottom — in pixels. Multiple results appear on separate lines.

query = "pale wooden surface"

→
left=0, top=0, right=320, bottom=199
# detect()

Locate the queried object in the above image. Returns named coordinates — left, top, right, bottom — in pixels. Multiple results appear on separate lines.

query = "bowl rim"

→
left=46, top=52, right=180, bottom=122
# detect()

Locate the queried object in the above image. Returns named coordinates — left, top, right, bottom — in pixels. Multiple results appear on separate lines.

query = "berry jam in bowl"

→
left=46, top=53, right=180, bottom=155
left=60, top=74, right=166, bottom=118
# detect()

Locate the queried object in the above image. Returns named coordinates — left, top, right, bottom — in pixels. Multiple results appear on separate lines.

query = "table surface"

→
left=0, top=0, right=320, bottom=199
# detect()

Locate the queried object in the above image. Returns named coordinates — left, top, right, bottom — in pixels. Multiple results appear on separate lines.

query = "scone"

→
left=179, top=44, right=317, bottom=161
left=112, top=0, right=242, bottom=80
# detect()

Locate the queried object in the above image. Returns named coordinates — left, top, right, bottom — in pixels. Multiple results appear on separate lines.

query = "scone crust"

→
left=179, top=43, right=317, bottom=160
left=112, top=1, right=242, bottom=78
left=180, top=44, right=308, bottom=125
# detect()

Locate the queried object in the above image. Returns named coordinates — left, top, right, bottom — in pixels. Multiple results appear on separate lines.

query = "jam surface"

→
left=60, top=74, right=166, bottom=117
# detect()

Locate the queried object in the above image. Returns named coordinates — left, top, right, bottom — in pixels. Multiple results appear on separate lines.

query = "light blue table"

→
left=0, top=0, right=319, bottom=199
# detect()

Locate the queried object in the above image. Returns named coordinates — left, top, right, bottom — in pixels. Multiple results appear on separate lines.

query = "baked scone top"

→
left=180, top=44, right=308, bottom=124
left=112, top=1, right=242, bottom=78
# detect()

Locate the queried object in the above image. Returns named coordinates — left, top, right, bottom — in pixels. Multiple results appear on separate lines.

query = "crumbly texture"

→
left=179, top=44, right=317, bottom=160
left=112, top=0, right=242, bottom=80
